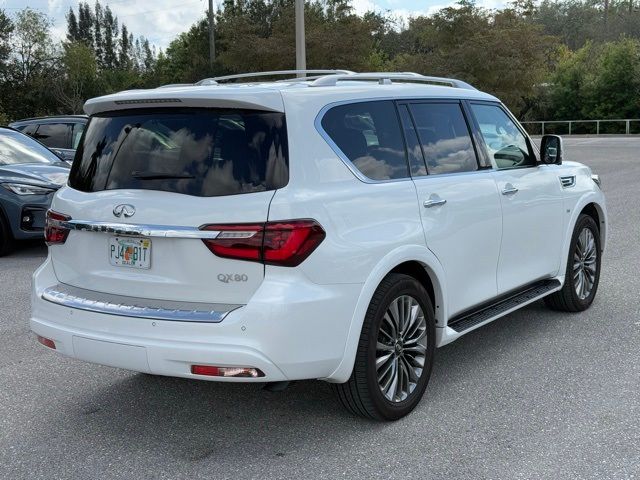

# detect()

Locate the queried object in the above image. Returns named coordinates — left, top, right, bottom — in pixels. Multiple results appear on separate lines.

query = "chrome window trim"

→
left=50, top=218, right=221, bottom=239
left=314, top=97, right=496, bottom=184
left=41, top=283, right=240, bottom=323
left=411, top=168, right=495, bottom=181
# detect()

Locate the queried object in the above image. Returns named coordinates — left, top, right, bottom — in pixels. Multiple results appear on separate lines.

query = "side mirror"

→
left=540, top=135, right=563, bottom=165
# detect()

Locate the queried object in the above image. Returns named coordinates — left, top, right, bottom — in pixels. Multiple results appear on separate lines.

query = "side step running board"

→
left=448, top=279, right=562, bottom=333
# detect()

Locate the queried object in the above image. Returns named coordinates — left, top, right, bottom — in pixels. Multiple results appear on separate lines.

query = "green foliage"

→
left=54, top=42, right=98, bottom=114
left=548, top=38, right=640, bottom=119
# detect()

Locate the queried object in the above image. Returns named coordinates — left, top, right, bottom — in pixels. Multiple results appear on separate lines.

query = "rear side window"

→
left=69, top=109, right=289, bottom=197
left=321, top=101, right=408, bottom=181
left=408, top=103, right=478, bottom=175
left=34, top=123, right=71, bottom=149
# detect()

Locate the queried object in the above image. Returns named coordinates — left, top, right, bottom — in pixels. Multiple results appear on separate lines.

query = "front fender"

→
left=323, top=244, right=447, bottom=383
left=558, top=190, right=607, bottom=280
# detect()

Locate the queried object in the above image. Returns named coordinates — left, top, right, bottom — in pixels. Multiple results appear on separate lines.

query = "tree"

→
left=8, top=8, right=55, bottom=84
left=549, top=38, right=640, bottom=120
left=66, top=8, right=79, bottom=43
left=102, top=6, right=119, bottom=70
left=1, top=8, right=57, bottom=119
left=94, top=2, right=104, bottom=67
left=54, top=41, right=98, bottom=113
left=77, top=2, right=94, bottom=47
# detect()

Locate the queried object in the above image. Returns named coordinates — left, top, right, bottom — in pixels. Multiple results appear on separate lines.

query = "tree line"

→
left=0, top=0, right=639, bottom=125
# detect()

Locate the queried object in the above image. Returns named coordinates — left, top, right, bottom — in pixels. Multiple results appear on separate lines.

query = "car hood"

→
left=0, top=163, right=70, bottom=188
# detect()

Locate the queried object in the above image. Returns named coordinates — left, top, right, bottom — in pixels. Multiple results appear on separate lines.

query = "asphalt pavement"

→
left=1, top=137, right=639, bottom=479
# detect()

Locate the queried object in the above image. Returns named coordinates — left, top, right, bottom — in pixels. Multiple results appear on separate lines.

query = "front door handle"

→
left=423, top=197, right=447, bottom=208
left=501, top=184, right=519, bottom=195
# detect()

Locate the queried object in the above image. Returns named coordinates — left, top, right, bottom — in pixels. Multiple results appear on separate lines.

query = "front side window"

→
left=321, top=101, right=408, bottom=181
left=470, top=103, right=535, bottom=169
left=408, top=103, right=478, bottom=175
left=70, top=109, right=289, bottom=197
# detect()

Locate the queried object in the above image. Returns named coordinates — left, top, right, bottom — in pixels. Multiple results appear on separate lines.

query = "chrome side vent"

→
left=560, top=175, right=576, bottom=188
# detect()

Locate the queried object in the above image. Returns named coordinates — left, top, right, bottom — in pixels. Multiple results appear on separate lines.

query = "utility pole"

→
left=295, top=0, right=306, bottom=76
left=208, top=0, right=215, bottom=67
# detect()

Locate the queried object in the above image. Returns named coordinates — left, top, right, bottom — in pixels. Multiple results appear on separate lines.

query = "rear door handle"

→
left=423, top=198, right=447, bottom=208
left=501, top=184, right=519, bottom=195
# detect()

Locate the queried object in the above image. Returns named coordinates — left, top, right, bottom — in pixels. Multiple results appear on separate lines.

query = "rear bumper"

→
left=31, top=257, right=362, bottom=382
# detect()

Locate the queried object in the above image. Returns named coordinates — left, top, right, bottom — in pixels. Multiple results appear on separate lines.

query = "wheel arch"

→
left=558, top=193, right=607, bottom=279
left=580, top=202, right=606, bottom=251
left=323, top=245, right=446, bottom=383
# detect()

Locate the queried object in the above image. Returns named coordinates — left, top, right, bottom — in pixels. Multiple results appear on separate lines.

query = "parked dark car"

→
left=0, top=127, right=70, bottom=256
left=9, top=115, right=88, bottom=163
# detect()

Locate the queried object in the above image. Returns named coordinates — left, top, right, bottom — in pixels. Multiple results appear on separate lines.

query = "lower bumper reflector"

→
left=191, top=365, right=264, bottom=378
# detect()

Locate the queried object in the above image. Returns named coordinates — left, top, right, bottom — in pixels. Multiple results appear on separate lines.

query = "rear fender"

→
left=323, top=244, right=446, bottom=383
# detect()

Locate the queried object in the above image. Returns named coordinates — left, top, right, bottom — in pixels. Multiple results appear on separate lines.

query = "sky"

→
left=0, top=0, right=505, bottom=50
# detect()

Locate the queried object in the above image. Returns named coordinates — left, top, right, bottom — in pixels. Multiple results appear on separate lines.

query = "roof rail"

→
left=196, top=70, right=355, bottom=85
left=310, top=72, right=476, bottom=90
left=156, top=83, right=194, bottom=89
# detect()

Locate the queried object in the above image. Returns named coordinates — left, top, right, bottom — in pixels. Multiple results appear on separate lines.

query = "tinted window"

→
left=409, top=103, right=478, bottom=175
left=470, top=104, right=535, bottom=169
left=18, top=124, right=37, bottom=135
left=321, top=101, right=408, bottom=180
left=69, top=109, right=288, bottom=197
left=71, top=123, right=85, bottom=149
left=34, top=123, right=71, bottom=148
left=0, top=129, right=59, bottom=165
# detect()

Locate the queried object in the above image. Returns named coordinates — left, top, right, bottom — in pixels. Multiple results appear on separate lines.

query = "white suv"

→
left=31, top=71, right=607, bottom=420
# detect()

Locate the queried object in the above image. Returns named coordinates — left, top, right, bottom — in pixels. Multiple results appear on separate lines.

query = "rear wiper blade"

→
left=131, top=171, right=195, bottom=180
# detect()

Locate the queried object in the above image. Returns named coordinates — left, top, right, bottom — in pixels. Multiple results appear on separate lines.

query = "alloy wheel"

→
left=376, top=295, right=427, bottom=402
left=573, top=227, right=597, bottom=300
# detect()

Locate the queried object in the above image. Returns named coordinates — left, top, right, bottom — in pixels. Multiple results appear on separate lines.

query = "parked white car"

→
left=31, top=71, right=607, bottom=420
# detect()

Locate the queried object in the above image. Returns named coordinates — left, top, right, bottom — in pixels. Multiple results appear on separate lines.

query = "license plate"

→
left=109, top=237, right=151, bottom=269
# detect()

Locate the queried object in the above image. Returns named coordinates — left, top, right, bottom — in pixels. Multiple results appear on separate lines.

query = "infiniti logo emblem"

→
left=113, top=204, right=136, bottom=218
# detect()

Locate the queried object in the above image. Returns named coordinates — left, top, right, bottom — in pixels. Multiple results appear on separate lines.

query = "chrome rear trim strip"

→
left=50, top=218, right=220, bottom=239
left=42, top=283, right=241, bottom=323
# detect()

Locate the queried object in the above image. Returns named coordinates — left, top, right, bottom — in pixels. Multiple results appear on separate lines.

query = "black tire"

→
left=545, top=214, right=601, bottom=312
left=332, top=273, right=436, bottom=421
left=0, top=211, right=14, bottom=257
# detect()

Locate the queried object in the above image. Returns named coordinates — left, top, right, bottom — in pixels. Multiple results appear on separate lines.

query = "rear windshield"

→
left=69, top=108, right=288, bottom=197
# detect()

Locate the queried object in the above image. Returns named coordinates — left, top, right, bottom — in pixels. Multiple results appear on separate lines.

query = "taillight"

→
left=45, top=210, right=71, bottom=245
left=200, top=219, right=325, bottom=267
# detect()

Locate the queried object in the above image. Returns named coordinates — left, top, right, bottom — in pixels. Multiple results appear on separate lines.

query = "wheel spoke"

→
left=402, top=304, right=421, bottom=340
left=400, top=356, right=419, bottom=383
left=404, top=343, right=427, bottom=355
left=376, top=352, right=393, bottom=369
left=388, top=301, right=401, bottom=334
left=380, top=313, right=396, bottom=339
left=404, top=328, right=426, bottom=346
left=385, top=358, right=399, bottom=401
